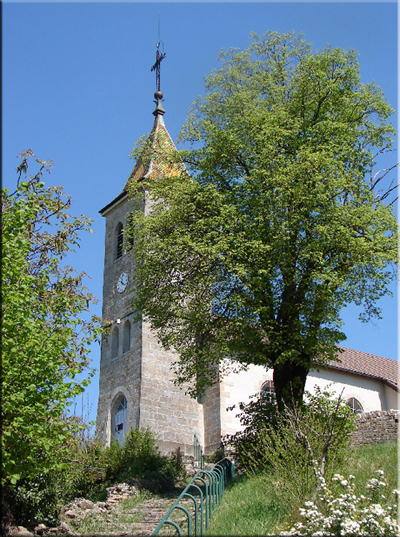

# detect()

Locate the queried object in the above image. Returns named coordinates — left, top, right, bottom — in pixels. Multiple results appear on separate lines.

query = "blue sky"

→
left=3, top=2, right=398, bottom=423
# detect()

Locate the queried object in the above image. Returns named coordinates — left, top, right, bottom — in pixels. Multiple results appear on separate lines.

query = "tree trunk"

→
left=273, top=356, right=310, bottom=410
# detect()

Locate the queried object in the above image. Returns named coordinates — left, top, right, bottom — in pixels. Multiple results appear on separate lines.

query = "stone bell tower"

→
left=95, top=49, right=223, bottom=455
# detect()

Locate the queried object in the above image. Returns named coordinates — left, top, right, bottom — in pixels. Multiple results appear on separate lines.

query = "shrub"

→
left=4, top=427, right=185, bottom=527
left=2, top=474, right=59, bottom=527
left=224, top=390, right=279, bottom=470
left=206, top=445, right=225, bottom=464
left=227, top=386, right=357, bottom=504
left=104, top=428, right=185, bottom=492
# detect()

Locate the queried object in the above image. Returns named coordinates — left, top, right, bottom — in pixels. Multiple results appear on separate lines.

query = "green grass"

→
left=205, top=474, right=288, bottom=536
left=206, top=441, right=398, bottom=536
left=345, top=440, right=398, bottom=491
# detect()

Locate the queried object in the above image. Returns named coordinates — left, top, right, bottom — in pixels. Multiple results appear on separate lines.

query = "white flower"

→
left=341, top=518, right=360, bottom=534
left=285, top=471, right=398, bottom=537
left=368, top=503, right=386, bottom=516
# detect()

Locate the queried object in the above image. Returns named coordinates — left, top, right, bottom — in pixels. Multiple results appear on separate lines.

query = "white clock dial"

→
left=117, top=272, right=128, bottom=293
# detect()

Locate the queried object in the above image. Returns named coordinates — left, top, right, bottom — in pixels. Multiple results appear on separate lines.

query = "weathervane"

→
left=151, top=42, right=166, bottom=94
left=150, top=15, right=166, bottom=116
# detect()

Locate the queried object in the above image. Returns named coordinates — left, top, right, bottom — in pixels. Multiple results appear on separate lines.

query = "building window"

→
left=112, top=326, right=119, bottom=359
left=123, top=320, right=131, bottom=354
left=113, top=396, right=127, bottom=445
left=261, top=380, right=276, bottom=404
left=116, top=223, right=124, bottom=259
left=347, top=397, right=363, bottom=415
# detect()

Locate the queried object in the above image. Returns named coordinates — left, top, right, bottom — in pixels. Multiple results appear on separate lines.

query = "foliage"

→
left=206, top=445, right=225, bottom=464
left=128, top=31, right=398, bottom=406
left=1, top=150, right=103, bottom=485
left=282, top=471, right=399, bottom=536
left=3, top=427, right=185, bottom=526
left=53, top=431, right=108, bottom=502
left=3, top=473, right=60, bottom=527
left=104, top=428, right=185, bottom=492
left=227, top=386, right=357, bottom=503
left=55, top=427, right=185, bottom=502
left=224, top=390, right=279, bottom=470
left=205, top=441, right=397, bottom=536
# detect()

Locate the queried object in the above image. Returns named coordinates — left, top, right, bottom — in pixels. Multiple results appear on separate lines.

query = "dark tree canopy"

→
left=128, top=32, right=397, bottom=408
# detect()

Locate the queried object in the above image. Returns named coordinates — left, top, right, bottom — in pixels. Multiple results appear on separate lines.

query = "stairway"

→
left=127, top=495, right=197, bottom=536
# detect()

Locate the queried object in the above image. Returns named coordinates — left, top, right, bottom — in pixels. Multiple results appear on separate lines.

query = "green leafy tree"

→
left=1, top=150, right=103, bottom=484
left=128, top=32, right=397, bottom=407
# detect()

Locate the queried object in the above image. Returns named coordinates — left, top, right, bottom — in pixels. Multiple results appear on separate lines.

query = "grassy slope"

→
left=206, top=441, right=398, bottom=536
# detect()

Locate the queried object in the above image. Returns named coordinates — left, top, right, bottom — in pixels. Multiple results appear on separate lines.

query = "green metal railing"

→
left=193, top=434, right=206, bottom=471
left=151, top=458, right=234, bottom=536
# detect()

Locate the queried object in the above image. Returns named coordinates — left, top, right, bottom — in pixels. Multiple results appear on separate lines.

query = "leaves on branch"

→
left=2, top=151, right=105, bottom=485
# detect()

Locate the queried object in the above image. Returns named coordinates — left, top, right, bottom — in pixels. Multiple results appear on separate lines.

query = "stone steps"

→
left=124, top=495, right=196, bottom=536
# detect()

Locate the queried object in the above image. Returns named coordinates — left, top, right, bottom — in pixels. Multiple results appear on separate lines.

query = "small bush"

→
left=3, top=473, right=59, bottom=527
left=206, top=445, right=225, bottom=464
left=227, top=386, right=357, bottom=505
left=4, top=427, right=184, bottom=527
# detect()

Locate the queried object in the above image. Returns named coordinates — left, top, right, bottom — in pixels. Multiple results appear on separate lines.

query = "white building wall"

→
left=219, top=364, right=396, bottom=439
left=384, top=384, right=399, bottom=410
left=306, top=368, right=385, bottom=412
left=220, top=364, right=271, bottom=436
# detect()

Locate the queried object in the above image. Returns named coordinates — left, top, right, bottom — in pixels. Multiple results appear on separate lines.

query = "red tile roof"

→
left=327, top=346, right=398, bottom=388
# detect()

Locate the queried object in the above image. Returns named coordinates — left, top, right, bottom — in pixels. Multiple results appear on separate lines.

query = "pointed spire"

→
left=151, top=43, right=166, bottom=117
left=124, top=39, right=186, bottom=189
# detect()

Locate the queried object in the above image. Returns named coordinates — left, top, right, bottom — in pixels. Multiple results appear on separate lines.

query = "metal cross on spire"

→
left=151, top=41, right=166, bottom=117
left=151, top=43, right=166, bottom=93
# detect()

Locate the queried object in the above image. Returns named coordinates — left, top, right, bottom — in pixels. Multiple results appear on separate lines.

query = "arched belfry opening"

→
left=112, top=326, right=119, bottom=359
left=123, top=320, right=131, bottom=353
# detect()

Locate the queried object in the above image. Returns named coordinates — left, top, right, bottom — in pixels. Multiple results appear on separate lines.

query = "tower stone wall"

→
left=95, top=195, right=142, bottom=445
left=139, top=320, right=205, bottom=454
left=96, top=188, right=209, bottom=455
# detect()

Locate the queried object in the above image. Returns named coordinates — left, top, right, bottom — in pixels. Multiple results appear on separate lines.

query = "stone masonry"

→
left=352, top=410, right=399, bottom=446
left=95, top=191, right=209, bottom=454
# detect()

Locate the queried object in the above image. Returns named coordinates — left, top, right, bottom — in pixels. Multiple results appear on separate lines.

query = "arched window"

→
left=113, top=395, right=127, bottom=445
left=260, top=380, right=276, bottom=404
left=347, top=397, right=363, bottom=415
left=112, top=326, right=119, bottom=359
left=116, top=223, right=124, bottom=259
left=123, top=320, right=131, bottom=354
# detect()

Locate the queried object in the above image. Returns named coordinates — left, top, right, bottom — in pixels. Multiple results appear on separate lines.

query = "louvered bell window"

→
left=116, top=224, right=123, bottom=259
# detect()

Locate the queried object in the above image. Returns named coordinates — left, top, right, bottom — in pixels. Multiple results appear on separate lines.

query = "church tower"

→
left=95, top=49, right=223, bottom=455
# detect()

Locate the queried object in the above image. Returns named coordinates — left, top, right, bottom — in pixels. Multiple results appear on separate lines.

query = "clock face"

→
left=117, top=272, right=128, bottom=293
